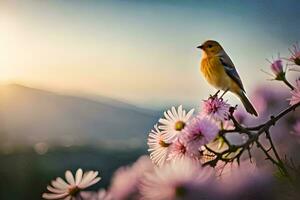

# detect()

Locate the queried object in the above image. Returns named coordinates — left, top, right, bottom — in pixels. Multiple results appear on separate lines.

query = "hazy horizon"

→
left=1, top=0, right=300, bottom=108
left=0, top=2, right=299, bottom=199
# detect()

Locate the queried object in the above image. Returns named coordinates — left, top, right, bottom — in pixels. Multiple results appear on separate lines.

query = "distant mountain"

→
left=0, top=84, right=159, bottom=147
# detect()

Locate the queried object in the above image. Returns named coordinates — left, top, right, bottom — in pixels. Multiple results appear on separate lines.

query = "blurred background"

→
left=0, top=0, right=300, bottom=199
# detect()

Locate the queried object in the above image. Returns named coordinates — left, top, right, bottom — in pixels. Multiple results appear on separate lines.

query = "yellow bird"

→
left=197, top=40, right=258, bottom=116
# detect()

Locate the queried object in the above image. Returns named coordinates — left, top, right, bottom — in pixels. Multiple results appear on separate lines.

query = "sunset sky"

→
left=0, top=0, right=299, bottom=108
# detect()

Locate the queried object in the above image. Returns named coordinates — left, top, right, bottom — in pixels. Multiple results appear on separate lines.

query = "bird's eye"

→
left=208, top=45, right=213, bottom=48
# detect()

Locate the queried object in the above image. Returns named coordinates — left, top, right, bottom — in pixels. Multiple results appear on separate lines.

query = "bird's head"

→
left=197, top=40, right=223, bottom=57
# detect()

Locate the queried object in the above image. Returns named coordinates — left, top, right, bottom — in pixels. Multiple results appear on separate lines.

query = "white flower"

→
left=159, top=105, right=194, bottom=141
left=42, top=168, right=101, bottom=200
left=147, top=125, right=171, bottom=166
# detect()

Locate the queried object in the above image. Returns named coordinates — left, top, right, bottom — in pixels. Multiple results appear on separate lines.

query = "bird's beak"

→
left=197, top=45, right=203, bottom=49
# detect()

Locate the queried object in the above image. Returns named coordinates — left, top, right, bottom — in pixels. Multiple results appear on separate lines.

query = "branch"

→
left=232, top=101, right=300, bottom=132
left=202, top=101, right=300, bottom=174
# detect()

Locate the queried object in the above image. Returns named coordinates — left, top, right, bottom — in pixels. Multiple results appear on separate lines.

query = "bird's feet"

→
left=212, top=90, right=220, bottom=97
left=220, top=89, right=229, bottom=99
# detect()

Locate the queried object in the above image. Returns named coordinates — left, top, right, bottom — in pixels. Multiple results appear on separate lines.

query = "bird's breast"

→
left=200, top=57, right=231, bottom=90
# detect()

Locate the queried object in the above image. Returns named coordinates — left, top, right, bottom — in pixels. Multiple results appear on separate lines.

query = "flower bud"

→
left=271, top=59, right=284, bottom=79
left=271, top=59, right=283, bottom=76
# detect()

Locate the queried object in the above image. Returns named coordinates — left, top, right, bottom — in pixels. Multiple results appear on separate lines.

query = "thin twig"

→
left=265, top=130, right=290, bottom=177
left=202, top=101, right=300, bottom=177
left=283, top=78, right=295, bottom=90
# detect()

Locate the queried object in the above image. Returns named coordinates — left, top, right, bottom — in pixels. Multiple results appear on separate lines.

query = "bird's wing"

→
left=219, top=55, right=245, bottom=92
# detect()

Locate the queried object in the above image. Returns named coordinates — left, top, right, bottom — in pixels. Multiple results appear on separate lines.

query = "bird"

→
left=197, top=40, right=258, bottom=116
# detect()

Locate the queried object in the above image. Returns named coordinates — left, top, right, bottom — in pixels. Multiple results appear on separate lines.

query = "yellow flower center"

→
left=68, top=186, right=80, bottom=197
left=159, top=139, right=170, bottom=147
left=174, top=121, right=185, bottom=131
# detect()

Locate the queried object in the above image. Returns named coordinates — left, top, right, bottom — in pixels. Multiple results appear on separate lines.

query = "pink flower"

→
left=80, top=189, right=113, bottom=200
left=288, top=42, right=300, bottom=66
left=251, top=85, right=289, bottom=114
left=183, top=117, right=219, bottom=155
left=140, top=157, right=215, bottom=200
left=201, top=95, right=230, bottom=121
left=108, top=156, right=153, bottom=200
left=289, top=79, right=300, bottom=105
left=167, top=138, right=192, bottom=161
left=264, top=57, right=286, bottom=81
left=132, top=156, right=154, bottom=177
left=107, top=167, right=136, bottom=200
left=216, top=160, right=272, bottom=200
left=270, top=59, right=284, bottom=77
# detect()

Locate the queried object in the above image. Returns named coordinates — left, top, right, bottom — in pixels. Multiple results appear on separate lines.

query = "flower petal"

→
left=75, top=168, right=83, bottom=185
left=65, top=170, right=75, bottom=185
left=52, top=178, right=69, bottom=190
left=79, top=171, right=99, bottom=188
left=171, top=106, right=179, bottom=119
left=186, top=108, right=194, bottom=120
left=42, top=192, right=69, bottom=199
left=47, top=185, right=66, bottom=194
left=82, top=177, right=101, bottom=188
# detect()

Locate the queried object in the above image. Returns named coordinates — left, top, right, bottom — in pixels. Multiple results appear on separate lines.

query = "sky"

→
left=0, top=0, right=299, bottom=109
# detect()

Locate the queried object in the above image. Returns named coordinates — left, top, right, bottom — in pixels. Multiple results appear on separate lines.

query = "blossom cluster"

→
left=42, top=96, right=233, bottom=200
left=42, top=94, right=300, bottom=200
left=147, top=97, right=230, bottom=167
left=264, top=44, right=300, bottom=138
left=41, top=42, right=300, bottom=200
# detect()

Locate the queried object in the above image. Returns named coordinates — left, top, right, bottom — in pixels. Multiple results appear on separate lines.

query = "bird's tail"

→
left=236, top=91, right=258, bottom=117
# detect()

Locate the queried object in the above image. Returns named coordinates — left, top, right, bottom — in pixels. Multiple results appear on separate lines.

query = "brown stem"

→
left=203, top=102, right=300, bottom=176
left=255, top=140, right=279, bottom=165
left=265, top=130, right=290, bottom=177
left=283, top=78, right=295, bottom=90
